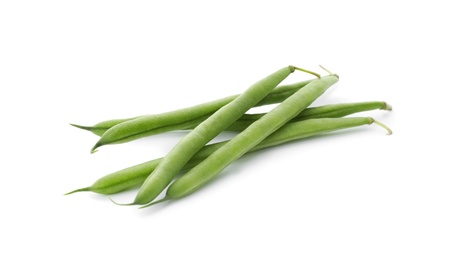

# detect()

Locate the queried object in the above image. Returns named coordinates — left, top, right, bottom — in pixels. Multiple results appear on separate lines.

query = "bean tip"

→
left=90, top=142, right=102, bottom=154
left=109, top=197, right=135, bottom=206
left=138, top=197, right=170, bottom=209
left=69, top=123, right=92, bottom=131
left=64, top=187, right=91, bottom=195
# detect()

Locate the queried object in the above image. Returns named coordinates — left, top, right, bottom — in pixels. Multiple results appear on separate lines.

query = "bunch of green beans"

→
left=67, top=65, right=392, bottom=209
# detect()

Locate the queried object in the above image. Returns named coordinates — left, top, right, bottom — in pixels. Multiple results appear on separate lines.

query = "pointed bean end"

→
left=69, top=123, right=92, bottom=131
left=64, top=187, right=91, bottom=195
left=109, top=197, right=136, bottom=206
left=90, top=142, right=102, bottom=154
left=138, top=197, right=170, bottom=209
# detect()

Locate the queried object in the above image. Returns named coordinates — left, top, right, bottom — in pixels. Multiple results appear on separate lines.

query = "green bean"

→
left=65, top=115, right=391, bottom=196
left=141, top=117, right=391, bottom=207
left=72, top=100, right=390, bottom=139
left=72, top=80, right=313, bottom=137
left=144, top=73, right=340, bottom=206
left=74, top=79, right=311, bottom=148
left=122, top=66, right=313, bottom=205
left=225, top=101, right=391, bottom=131
left=70, top=118, right=141, bottom=137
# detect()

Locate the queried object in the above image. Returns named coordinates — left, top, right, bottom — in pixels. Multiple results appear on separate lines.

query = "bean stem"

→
left=319, top=65, right=334, bottom=75
left=294, top=66, right=321, bottom=78
left=372, top=119, right=393, bottom=134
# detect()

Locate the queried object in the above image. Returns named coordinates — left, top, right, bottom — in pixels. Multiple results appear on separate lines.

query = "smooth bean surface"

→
left=73, top=100, right=389, bottom=138
left=130, top=66, right=296, bottom=205
left=83, top=79, right=311, bottom=151
left=66, top=116, right=384, bottom=196
left=225, top=101, right=391, bottom=131
left=161, top=74, right=339, bottom=203
left=72, top=80, right=313, bottom=137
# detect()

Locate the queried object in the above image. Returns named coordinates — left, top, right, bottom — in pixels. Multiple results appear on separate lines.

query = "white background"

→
left=1, top=1, right=456, bottom=259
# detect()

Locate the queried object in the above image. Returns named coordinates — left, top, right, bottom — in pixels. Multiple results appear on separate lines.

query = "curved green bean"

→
left=149, top=74, right=339, bottom=205
left=72, top=80, right=312, bottom=137
left=66, top=115, right=391, bottom=196
left=125, top=66, right=299, bottom=205
left=72, top=100, right=390, bottom=139
left=225, top=101, right=391, bottom=131
left=140, top=117, right=392, bottom=207
left=77, top=79, right=311, bottom=150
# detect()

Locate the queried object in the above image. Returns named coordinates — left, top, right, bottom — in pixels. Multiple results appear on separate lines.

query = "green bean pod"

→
left=72, top=79, right=311, bottom=142
left=225, top=101, right=391, bottom=131
left=66, top=116, right=389, bottom=196
left=127, top=66, right=298, bottom=205
left=145, top=116, right=391, bottom=207
left=67, top=102, right=391, bottom=195
left=70, top=118, right=140, bottom=136
left=73, top=99, right=390, bottom=139
left=158, top=74, right=339, bottom=204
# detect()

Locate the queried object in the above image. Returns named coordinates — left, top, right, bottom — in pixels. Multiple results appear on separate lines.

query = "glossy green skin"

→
left=132, top=66, right=295, bottom=205
left=166, top=75, right=339, bottom=200
left=67, top=116, right=375, bottom=195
